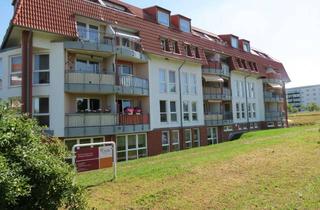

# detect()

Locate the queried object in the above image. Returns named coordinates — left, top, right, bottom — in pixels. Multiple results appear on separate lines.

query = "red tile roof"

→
left=10, top=0, right=290, bottom=81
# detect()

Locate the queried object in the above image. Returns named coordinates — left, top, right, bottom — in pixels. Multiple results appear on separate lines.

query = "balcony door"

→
left=117, top=63, right=133, bottom=87
left=207, top=127, right=218, bottom=145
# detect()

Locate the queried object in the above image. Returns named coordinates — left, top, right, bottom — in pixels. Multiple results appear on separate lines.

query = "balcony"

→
left=65, top=113, right=150, bottom=137
left=116, top=74, right=149, bottom=96
left=116, top=45, right=148, bottom=63
left=65, top=71, right=115, bottom=94
left=203, top=87, right=232, bottom=101
left=264, top=91, right=284, bottom=103
left=205, top=112, right=233, bottom=126
left=265, top=112, right=285, bottom=121
left=64, top=30, right=114, bottom=54
left=202, top=62, right=230, bottom=77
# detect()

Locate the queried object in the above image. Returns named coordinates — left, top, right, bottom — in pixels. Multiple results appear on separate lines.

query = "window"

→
left=158, top=10, right=170, bottom=27
left=183, top=101, right=189, bottom=121
left=118, top=64, right=132, bottom=75
left=170, top=101, right=177, bottom=122
left=236, top=81, right=240, bottom=97
left=89, top=25, right=99, bottom=43
left=251, top=83, right=255, bottom=98
left=248, top=103, right=252, bottom=118
left=171, top=130, right=180, bottom=151
left=224, top=126, right=233, bottom=132
left=185, top=44, right=193, bottom=57
left=190, top=74, right=197, bottom=95
left=117, top=134, right=147, bottom=162
left=159, top=69, right=167, bottom=93
left=184, top=129, right=192, bottom=149
left=207, top=127, right=218, bottom=145
left=180, top=18, right=191, bottom=33
left=267, top=122, right=275, bottom=128
left=160, top=100, right=167, bottom=122
left=191, top=102, right=198, bottom=121
left=33, top=97, right=50, bottom=127
left=33, top=54, right=50, bottom=84
left=173, top=40, right=180, bottom=54
left=236, top=103, right=240, bottom=119
left=168, top=71, right=176, bottom=93
left=10, top=56, right=22, bottom=86
left=243, top=42, right=250, bottom=52
left=252, top=103, right=256, bottom=118
left=117, top=100, right=132, bottom=113
left=76, top=59, right=100, bottom=73
left=160, top=38, right=170, bottom=52
left=76, top=22, right=99, bottom=43
left=182, top=72, right=189, bottom=94
left=0, top=58, right=2, bottom=89
left=162, top=131, right=170, bottom=153
left=194, top=47, right=200, bottom=58
left=77, top=22, right=87, bottom=40
left=76, top=98, right=100, bottom=112
left=193, top=128, right=200, bottom=147
left=241, top=103, right=246, bottom=119
left=231, top=37, right=238, bottom=48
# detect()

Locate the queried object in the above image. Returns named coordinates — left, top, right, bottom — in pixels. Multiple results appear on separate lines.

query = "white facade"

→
left=231, top=71, right=265, bottom=123
left=148, top=55, right=204, bottom=130
left=287, top=85, right=320, bottom=108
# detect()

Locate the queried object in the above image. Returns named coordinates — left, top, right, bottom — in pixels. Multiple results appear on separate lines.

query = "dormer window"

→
left=231, top=37, right=238, bottom=48
left=160, top=38, right=170, bottom=52
left=185, top=44, right=193, bottom=57
left=194, top=47, right=200, bottom=58
left=158, top=10, right=170, bottom=27
left=243, top=42, right=250, bottom=52
left=180, top=18, right=191, bottom=33
left=173, top=40, right=180, bottom=54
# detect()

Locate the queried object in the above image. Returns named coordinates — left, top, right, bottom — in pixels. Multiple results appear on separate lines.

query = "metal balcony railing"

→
left=77, top=28, right=114, bottom=45
left=202, top=62, right=230, bottom=77
left=117, top=74, right=149, bottom=90
left=203, top=87, right=232, bottom=100
left=264, top=91, right=284, bottom=102
left=204, top=112, right=233, bottom=126
left=265, top=112, right=285, bottom=121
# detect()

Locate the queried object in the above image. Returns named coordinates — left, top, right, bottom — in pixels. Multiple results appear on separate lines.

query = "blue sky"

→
left=1, top=0, right=320, bottom=88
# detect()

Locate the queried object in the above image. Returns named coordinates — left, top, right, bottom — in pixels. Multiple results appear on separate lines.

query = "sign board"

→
left=75, top=146, right=113, bottom=172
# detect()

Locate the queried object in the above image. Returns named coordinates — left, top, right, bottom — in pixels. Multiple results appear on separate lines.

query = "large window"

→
left=34, top=54, right=50, bottom=84
left=76, top=98, right=100, bottom=112
left=231, top=37, right=238, bottom=48
left=171, top=130, right=180, bottom=151
left=160, top=100, right=167, bottom=122
left=248, top=103, right=252, bottom=118
left=241, top=103, right=246, bottom=119
left=10, top=56, right=22, bottom=86
left=170, top=101, right=177, bottom=122
left=190, top=74, right=197, bottom=95
left=191, top=102, right=198, bottom=121
left=117, top=134, right=147, bottom=162
left=236, top=103, right=240, bottom=119
left=252, top=103, right=257, bottom=118
left=180, top=18, right=191, bottom=33
left=158, top=11, right=170, bottom=27
left=117, top=99, right=132, bottom=113
left=182, top=72, right=189, bottom=94
left=183, top=101, right=189, bottom=121
left=159, top=69, right=167, bottom=93
left=168, top=71, right=176, bottom=93
left=184, top=129, right=192, bottom=149
left=162, top=131, right=170, bottom=153
left=76, top=22, right=99, bottom=43
left=207, top=127, right=218, bottom=145
left=193, top=128, right=200, bottom=147
left=33, top=97, right=50, bottom=127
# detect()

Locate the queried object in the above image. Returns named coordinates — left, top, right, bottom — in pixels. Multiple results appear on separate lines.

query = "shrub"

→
left=0, top=103, right=87, bottom=209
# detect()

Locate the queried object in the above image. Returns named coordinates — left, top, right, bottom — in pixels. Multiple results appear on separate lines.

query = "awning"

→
left=115, top=32, right=141, bottom=41
left=203, top=75, right=224, bottom=83
left=268, top=83, right=282, bottom=89
left=207, top=100, right=222, bottom=103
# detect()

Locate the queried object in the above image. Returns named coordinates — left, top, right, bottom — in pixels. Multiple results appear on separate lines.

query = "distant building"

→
left=287, top=85, right=320, bottom=110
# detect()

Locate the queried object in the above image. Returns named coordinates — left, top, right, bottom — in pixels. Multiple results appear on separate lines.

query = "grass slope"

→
left=77, top=124, right=320, bottom=209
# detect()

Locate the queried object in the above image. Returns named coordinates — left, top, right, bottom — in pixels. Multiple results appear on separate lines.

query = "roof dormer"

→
left=171, top=15, right=191, bottom=33
left=143, top=6, right=171, bottom=27
left=219, top=34, right=239, bottom=49
left=240, top=39, right=250, bottom=53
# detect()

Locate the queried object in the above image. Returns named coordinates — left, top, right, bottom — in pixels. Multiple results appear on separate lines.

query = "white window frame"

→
left=241, top=103, right=246, bottom=119
left=252, top=103, right=257, bottom=119
left=207, top=127, right=218, bottom=145
left=267, top=122, right=275, bottom=128
left=183, top=101, right=190, bottom=121
left=157, top=10, right=170, bottom=27
left=33, top=53, right=50, bottom=85
left=170, top=101, right=177, bottom=122
left=193, top=128, right=200, bottom=147
left=180, top=18, right=191, bottom=33
left=159, top=69, right=167, bottom=93
left=191, top=101, right=198, bottom=121
left=231, top=37, right=238, bottom=48
left=75, top=58, right=100, bottom=73
left=224, top=126, right=233, bottom=132
left=116, top=134, right=148, bottom=161
left=160, top=100, right=168, bottom=123
left=182, top=72, right=189, bottom=94
left=168, top=70, right=176, bottom=93
left=248, top=103, right=252, bottom=119
left=184, top=129, right=192, bottom=149
left=76, top=22, right=100, bottom=43
left=33, top=96, right=50, bottom=127
left=162, top=131, right=170, bottom=153
left=76, top=98, right=101, bottom=112
left=9, top=55, right=22, bottom=87
left=171, top=130, right=180, bottom=151
left=243, top=42, right=250, bottom=52
left=190, top=73, right=197, bottom=95
left=236, top=103, right=240, bottom=119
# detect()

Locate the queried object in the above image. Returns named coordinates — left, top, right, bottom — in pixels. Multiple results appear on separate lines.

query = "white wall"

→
left=148, top=55, right=204, bottom=130
left=231, top=71, right=265, bottom=123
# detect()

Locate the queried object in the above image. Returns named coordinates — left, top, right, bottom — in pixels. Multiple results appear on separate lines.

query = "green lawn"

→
left=77, top=121, right=320, bottom=209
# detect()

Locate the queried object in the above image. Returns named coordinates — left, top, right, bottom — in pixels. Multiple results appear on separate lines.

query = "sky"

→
left=1, top=0, right=320, bottom=88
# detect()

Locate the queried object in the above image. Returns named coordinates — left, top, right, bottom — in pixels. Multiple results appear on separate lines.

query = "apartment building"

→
left=287, top=84, right=320, bottom=110
left=0, top=0, right=290, bottom=161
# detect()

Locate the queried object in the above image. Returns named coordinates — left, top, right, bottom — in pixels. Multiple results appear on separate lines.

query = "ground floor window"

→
left=267, top=122, right=275, bottom=128
left=64, top=136, right=104, bottom=163
left=161, top=131, right=170, bottom=153
left=184, top=129, right=192, bottom=149
left=207, top=127, right=218, bottom=145
left=223, top=126, right=233, bottom=132
left=33, top=97, right=50, bottom=127
left=193, top=128, right=200, bottom=147
left=171, top=130, right=180, bottom=151
left=117, top=133, right=147, bottom=162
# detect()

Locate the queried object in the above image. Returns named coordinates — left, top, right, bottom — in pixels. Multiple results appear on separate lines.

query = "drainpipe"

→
left=178, top=60, right=186, bottom=149
left=244, top=75, right=250, bottom=131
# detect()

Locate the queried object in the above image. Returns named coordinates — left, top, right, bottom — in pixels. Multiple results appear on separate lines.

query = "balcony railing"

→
left=65, top=113, right=150, bottom=137
left=116, top=74, right=149, bottom=96
left=264, top=91, right=284, bottom=102
left=265, top=112, right=285, bottom=121
left=64, top=70, right=115, bottom=93
left=263, top=78, right=283, bottom=85
left=116, top=45, right=148, bottom=62
left=204, top=112, right=233, bottom=126
left=202, top=62, right=230, bottom=77
left=203, top=87, right=232, bottom=100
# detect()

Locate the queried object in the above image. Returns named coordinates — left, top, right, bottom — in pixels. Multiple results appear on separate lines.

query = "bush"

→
left=0, top=103, right=87, bottom=209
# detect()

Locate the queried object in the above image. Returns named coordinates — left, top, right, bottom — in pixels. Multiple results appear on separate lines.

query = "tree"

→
left=287, top=103, right=298, bottom=113
left=0, top=102, right=87, bottom=209
left=306, top=103, right=320, bottom=112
